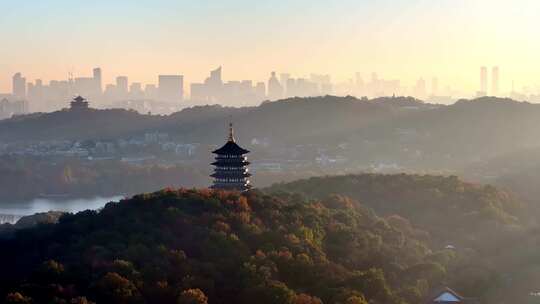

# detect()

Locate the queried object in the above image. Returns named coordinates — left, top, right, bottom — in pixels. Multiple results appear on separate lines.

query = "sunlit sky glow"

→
left=1, top=0, right=540, bottom=94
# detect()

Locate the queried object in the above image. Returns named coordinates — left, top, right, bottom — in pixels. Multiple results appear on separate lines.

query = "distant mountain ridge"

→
left=0, top=96, right=431, bottom=142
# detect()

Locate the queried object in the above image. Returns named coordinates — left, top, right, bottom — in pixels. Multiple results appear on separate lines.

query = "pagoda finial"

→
left=228, top=122, right=235, bottom=142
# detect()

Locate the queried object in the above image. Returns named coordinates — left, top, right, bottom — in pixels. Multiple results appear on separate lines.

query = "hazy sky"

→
left=1, top=0, right=539, bottom=93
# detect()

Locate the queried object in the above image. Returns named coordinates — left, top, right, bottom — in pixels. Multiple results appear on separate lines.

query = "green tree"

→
left=177, top=289, right=208, bottom=304
left=93, top=272, right=142, bottom=304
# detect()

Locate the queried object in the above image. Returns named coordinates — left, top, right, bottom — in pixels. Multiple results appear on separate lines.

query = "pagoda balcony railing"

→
left=211, top=160, right=250, bottom=166
left=213, top=167, right=249, bottom=172
left=215, top=155, right=248, bottom=161
left=211, top=172, right=252, bottom=178
left=211, top=183, right=252, bottom=190
left=213, top=178, right=250, bottom=183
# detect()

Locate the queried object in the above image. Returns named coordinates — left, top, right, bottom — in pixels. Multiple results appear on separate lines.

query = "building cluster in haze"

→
left=3, top=65, right=540, bottom=118
left=2, top=67, right=343, bottom=115
left=4, top=69, right=185, bottom=114
left=477, top=66, right=500, bottom=97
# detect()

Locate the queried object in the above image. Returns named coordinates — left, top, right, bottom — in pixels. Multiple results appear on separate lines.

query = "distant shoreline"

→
left=0, top=193, right=128, bottom=205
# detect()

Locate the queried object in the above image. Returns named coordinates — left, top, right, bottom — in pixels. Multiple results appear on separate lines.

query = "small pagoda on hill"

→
left=70, top=96, right=90, bottom=110
left=210, top=123, right=252, bottom=191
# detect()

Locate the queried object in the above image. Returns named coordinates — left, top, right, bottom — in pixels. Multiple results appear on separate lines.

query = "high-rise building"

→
left=480, top=66, right=488, bottom=96
left=205, top=67, right=223, bottom=102
left=158, top=75, right=184, bottom=102
left=12, top=73, right=26, bottom=99
left=144, top=84, right=158, bottom=100
left=27, top=79, right=44, bottom=109
left=103, top=84, right=116, bottom=101
left=267, top=72, right=283, bottom=100
left=492, top=66, right=499, bottom=96
left=190, top=83, right=207, bottom=102
left=93, top=68, right=102, bottom=94
left=116, top=76, right=129, bottom=97
left=210, top=67, right=222, bottom=84
left=255, top=82, right=266, bottom=101
left=414, top=78, right=426, bottom=98
left=280, top=73, right=290, bottom=96
left=310, top=74, right=332, bottom=95
left=129, top=82, right=144, bottom=99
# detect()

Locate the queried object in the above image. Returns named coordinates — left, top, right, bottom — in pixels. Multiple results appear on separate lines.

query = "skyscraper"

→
left=116, top=76, right=129, bottom=98
left=205, top=67, right=223, bottom=102
left=210, top=67, right=222, bottom=84
left=129, top=82, right=144, bottom=99
left=158, top=75, right=184, bottom=102
left=254, top=82, right=266, bottom=101
left=280, top=73, right=290, bottom=97
left=480, top=66, right=488, bottom=96
left=492, top=66, right=499, bottom=96
left=267, top=72, right=283, bottom=100
left=12, top=73, right=26, bottom=99
left=93, top=68, right=102, bottom=94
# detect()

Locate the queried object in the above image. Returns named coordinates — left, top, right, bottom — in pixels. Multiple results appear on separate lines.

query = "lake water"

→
left=0, top=196, right=124, bottom=224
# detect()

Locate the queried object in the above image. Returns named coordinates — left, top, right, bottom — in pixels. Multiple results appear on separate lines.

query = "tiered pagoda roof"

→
left=212, top=141, right=250, bottom=155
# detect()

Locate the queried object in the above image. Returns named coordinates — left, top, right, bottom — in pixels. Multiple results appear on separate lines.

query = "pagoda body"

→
left=211, top=123, right=252, bottom=191
left=70, top=96, right=89, bottom=110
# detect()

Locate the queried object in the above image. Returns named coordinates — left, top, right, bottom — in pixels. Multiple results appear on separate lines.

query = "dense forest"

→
left=1, top=174, right=539, bottom=303
left=1, top=188, right=440, bottom=304
left=268, top=174, right=540, bottom=303
left=267, top=174, right=524, bottom=248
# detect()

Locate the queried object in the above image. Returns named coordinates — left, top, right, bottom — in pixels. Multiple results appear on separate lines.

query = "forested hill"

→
left=3, top=96, right=540, bottom=168
left=0, top=188, right=442, bottom=304
left=0, top=96, right=429, bottom=142
left=1, top=175, right=538, bottom=303
left=265, top=174, right=540, bottom=304
left=266, top=174, right=523, bottom=248
left=168, top=96, right=431, bottom=144
left=0, top=108, right=163, bottom=141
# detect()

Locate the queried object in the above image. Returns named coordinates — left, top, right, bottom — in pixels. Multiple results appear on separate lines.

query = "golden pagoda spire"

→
left=228, top=122, right=235, bottom=142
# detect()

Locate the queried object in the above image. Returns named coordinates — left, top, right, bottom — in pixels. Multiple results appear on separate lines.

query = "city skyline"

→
left=6, top=64, right=540, bottom=117
left=3, top=63, right=537, bottom=101
left=1, top=66, right=482, bottom=107
left=2, top=0, right=540, bottom=94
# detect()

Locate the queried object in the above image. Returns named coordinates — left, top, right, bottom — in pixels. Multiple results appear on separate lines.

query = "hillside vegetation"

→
left=267, top=174, right=523, bottom=248
left=2, top=174, right=540, bottom=303
left=0, top=96, right=428, bottom=144
left=1, top=188, right=451, bottom=304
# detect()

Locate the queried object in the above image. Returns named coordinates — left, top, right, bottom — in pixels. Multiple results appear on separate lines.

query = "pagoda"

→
left=210, top=123, right=252, bottom=191
left=70, top=96, right=89, bottom=110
